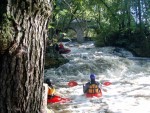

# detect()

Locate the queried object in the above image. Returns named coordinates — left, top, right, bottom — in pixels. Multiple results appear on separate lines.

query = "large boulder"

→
left=45, top=47, right=69, bottom=69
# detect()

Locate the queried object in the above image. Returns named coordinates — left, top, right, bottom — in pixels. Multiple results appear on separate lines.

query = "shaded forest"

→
left=49, top=0, right=150, bottom=57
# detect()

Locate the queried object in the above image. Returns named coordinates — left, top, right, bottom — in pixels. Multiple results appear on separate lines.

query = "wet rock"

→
left=45, top=48, right=69, bottom=69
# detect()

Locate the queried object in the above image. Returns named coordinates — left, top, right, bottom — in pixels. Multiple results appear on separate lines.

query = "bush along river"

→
left=44, top=41, right=150, bottom=113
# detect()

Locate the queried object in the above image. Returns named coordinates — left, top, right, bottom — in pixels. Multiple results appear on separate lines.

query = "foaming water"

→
left=45, top=42, right=150, bottom=113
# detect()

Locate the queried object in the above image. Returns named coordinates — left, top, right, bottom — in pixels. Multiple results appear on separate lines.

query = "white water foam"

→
left=45, top=42, right=150, bottom=113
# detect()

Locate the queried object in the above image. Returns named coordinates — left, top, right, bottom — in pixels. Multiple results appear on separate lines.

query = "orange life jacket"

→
left=87, top=83, right=100, bottom=94
left=48, top=87, right=55, bottom=96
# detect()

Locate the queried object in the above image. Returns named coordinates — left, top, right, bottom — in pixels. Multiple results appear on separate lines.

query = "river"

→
left=44, top=41, right=150, bottom=113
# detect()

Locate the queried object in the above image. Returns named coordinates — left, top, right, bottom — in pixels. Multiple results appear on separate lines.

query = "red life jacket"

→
left=59, top=43, right=64, bottom=49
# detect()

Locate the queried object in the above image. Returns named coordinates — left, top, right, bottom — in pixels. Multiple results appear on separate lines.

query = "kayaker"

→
left=58, top=42, right=65, bottom=54
left=59, top=43, right=64, bottom=49
left=45, top=78, right=56, bottom=98
left=83, top=74, right=101, bottom=94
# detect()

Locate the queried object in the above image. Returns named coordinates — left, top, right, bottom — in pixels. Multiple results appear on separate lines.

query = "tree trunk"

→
left=0, top=0, right=52, bottom=113
left=138, top=0, right=142, bottom=31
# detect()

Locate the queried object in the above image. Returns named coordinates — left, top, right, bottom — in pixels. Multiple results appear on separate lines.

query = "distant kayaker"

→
left=83, top=74, right=102, bottom=94
left=45, top=78, right=55, bottom=98
left=59, top=42, right=64, bottom=49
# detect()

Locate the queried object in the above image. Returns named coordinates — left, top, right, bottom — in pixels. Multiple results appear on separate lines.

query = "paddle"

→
left=68, top=80, right=111, bottom=87
left=102, top=81, right=111, bottom=86
left=68, top=80, right=78, bottom=87
left=47, top=95, right=71, bottom=103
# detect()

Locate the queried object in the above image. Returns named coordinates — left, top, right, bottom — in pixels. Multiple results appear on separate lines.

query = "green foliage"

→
left=0, top=14, right=12, bottom=39
left=94, top=34, right=105, bottom=47
left=50, top=0, right=150, bottom=56
left=0, top=14, right=13, bottom=44
left=0, top=13, right=14, bottom=54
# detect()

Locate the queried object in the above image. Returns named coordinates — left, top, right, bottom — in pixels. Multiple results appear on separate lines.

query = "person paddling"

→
left=45, top=78, right=56, bottom=98
left=83, top=74, right=102, bottom=94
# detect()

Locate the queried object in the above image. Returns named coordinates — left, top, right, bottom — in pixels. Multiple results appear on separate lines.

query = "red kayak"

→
left=59, top=48, right=71, bottom=54
left=85, top=91, right=102, bottom=98
left=47, top=95, right=70, bottom=103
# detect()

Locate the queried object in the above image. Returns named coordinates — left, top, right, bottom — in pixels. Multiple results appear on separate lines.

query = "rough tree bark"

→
left=0, top=0, right=52, bottom=113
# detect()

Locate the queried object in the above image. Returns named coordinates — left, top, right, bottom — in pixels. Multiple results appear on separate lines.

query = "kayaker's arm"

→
left=99, top=82, right=103, bottom=89
left=99, top=82, right=107, bottom=92
left=83, top=83, right=89, bottom=93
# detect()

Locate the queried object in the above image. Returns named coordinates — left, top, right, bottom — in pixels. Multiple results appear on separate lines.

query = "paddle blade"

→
left=103, top=81, right=111, bottom=86
left=68, top=81, right=78, bottom=87
left=47, top=95, right=71, bottom=103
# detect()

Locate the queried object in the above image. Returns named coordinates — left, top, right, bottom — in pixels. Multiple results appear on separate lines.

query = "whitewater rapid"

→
left=45, top=42, right=150, bottom=113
